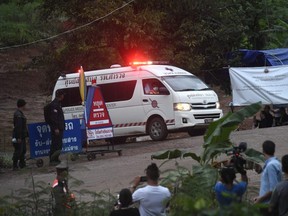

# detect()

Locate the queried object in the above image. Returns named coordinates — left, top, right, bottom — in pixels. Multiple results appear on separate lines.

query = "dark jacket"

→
left=13, top=109, right=28, bottom=139
left=265, top=112, right=274, bottom=127
left=279, top=113, right=288, bottom=126
left=49, top=99, right=65, bottom=131
left=254, top=113, right=274, bottom=128
left=52, top=179, right=74, bottom=216
left=110, top=208, right=140, bottom=216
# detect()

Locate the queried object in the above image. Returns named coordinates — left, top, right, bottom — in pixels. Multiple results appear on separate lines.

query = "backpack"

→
left=44, top=103, right=52, bottom=124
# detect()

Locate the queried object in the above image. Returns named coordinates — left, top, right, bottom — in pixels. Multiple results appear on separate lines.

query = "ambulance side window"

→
left=61, top=87, right=83, bottom=107
left=59, top=80, right=136, bottom=106
left=99, top=80, right=136, bottom=102
left=142, top=79, right=169, bottom=95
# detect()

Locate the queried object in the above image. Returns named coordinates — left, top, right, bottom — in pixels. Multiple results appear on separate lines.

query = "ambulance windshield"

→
left=163, top=75, right=210, bottom=92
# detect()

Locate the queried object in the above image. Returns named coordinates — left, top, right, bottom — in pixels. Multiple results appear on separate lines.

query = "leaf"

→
left=201, top=102, right=262, bottom=164
left=243, top=148, right=265, bottom=163
left=183, top=152, right=201, bottom=163
left=152, top=149, right=200, bottom=160
left=152, top=149, right=179, bottom=160
left=177, top=164, right=218, bottom=202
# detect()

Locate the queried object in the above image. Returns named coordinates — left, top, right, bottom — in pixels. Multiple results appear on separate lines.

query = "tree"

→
left=0, top=0, right=45, bottom=46
left=37, top=0, right=288, bottom=91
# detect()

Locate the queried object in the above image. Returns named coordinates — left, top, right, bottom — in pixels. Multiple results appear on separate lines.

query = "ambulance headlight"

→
left=216, top=101, right=221, bottom=109
left=174, top=103, right=191, bottom=111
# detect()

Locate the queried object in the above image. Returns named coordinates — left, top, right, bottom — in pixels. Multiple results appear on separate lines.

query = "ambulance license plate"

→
left=204, top=118, right=213, bottom=123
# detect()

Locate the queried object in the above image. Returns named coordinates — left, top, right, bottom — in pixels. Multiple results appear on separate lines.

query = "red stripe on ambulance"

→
left=166, top=119, right=175, bottom=125
left=113, top=119, right=175, bottom=128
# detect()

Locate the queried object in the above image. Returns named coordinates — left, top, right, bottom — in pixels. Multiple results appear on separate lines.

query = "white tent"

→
left=229, top=65, right=288, bottom=106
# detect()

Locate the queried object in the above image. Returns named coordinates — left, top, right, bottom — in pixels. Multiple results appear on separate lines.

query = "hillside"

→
left=0, top=47, right=48, bottom=149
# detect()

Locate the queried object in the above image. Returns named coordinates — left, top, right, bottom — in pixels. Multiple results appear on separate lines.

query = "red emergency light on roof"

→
left=130, top=61, right=153, bottom=66
left=129, top=60, right=170, bottom=66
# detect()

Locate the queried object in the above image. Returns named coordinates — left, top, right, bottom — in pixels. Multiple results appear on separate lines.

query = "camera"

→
left=225, top=142, right=247, bottom=174
left=140, top=176, right=147, bottom=182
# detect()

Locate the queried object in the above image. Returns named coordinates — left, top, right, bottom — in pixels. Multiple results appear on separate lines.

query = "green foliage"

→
left=74, top=189, right=115, bottom=215
left=0, top=154, right=12, bottom=168
left=152, top=103, right=263, bottom=215
left=0, top=171, right=115, bottom=216
left=0, top=0, right=44, bottom=46
left=37, top=0, right=288, bottom=91
left=1, top=0, right=284, bottom=90
left=0, top=179, right=52, bottom=215
left=151, top=149, right=201, bottom=163
left=201, top=102, right=262, bottom=164
left=1, top=0, right=288, bottom=90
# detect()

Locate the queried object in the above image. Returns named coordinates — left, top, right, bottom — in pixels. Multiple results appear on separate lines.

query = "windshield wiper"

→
left=198, top=87, right=211, bottom=90
left=178, top=88, right=196, bottom=91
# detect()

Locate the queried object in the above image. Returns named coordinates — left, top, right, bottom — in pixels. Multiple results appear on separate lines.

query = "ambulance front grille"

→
left=194, top=113, right=221, bottom=119
left=191, top=102, right=216, bottom=109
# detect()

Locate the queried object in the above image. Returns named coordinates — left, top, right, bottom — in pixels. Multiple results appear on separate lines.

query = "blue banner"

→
left=28, top=119, right=82, bottom=159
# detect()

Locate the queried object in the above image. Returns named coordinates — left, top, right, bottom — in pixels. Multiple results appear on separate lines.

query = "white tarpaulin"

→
left=229, top=65, right=288, bottom=106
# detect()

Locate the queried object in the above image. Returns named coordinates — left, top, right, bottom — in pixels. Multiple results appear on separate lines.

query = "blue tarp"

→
left=235, top=48, right=288, bottom=66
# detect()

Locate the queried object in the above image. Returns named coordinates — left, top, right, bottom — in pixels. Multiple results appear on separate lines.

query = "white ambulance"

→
left=52, top=62, right=223, bottom=142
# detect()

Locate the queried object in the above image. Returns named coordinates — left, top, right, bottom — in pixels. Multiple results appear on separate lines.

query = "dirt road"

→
left=1, top=125, right=288, bottom=200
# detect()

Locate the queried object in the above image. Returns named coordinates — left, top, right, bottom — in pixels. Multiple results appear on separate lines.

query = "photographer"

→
left=214, top=167, right=248, bottom=207
left=131, top=163, right=171, bottom=216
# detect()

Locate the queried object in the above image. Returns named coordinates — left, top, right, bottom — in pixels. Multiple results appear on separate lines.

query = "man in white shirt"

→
left=254, top=140, right=282, bottom=216
left=131, top=163, right=171, bottom=216
left=254, top=140, right=282, bottom=204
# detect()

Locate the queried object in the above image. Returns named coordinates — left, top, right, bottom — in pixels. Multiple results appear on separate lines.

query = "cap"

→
left=56, top=90, right=65, bottom=97
left=17, top=99, right=26, bottom=108
left=56, top=161, right=68, bottom=170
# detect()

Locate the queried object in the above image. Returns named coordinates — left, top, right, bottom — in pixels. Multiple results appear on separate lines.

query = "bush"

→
left=0, top=154, right=12, bottom=169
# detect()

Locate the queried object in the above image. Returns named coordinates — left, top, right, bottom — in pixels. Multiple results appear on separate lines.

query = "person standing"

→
left=131, top=163, right=171, bottom=216
left=215, top=167, right=248, bottom=207
left=278, top=107, right=288, bottom=126
left=52, top=161, right=75, bottom=216
left=49, top=90, right=65, bottom=165
left=12, top=99, right=28, bottom=170
left=254, top=140, right=282, bottom=215
left=269, top=154, right=288, bottom=216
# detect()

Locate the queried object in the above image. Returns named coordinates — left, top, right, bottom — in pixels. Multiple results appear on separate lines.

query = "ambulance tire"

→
left=147, top=117, right=168, bottom=141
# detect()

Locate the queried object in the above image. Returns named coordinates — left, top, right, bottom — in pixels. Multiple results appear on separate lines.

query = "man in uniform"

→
left=52, top=161, right=75, bottom=216
left=12, top=99, right=28, bottom=170
left=49, top=90, right=65, bottom=165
